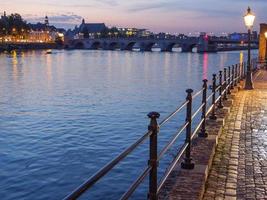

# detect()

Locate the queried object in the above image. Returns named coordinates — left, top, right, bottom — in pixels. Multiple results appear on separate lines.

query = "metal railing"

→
left=63, top=57, right=258, bottom=200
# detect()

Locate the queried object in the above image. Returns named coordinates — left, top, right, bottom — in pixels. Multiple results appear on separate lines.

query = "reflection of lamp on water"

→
left=202, top=53, right=208, bottom=80
left=243, top=6, right=255, bottom=90
left=240, top=51, right=244, bottom=64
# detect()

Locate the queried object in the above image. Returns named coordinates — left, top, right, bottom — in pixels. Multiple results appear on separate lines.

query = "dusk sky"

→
left=1, top=0, right=266, bottom=34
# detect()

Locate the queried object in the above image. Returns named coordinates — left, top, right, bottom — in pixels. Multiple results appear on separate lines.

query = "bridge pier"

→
left=197, top=34, right=217, bottom=53
left=181, top=44, right=193, bottom=52
left=160, top=44, right=172, bottom=52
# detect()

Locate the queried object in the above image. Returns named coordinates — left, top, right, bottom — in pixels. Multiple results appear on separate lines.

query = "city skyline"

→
left=1, top=0, right=266, bottom=33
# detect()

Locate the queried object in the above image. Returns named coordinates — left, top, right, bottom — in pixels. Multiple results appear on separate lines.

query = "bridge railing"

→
left=63, top=57, right=258, bottom=200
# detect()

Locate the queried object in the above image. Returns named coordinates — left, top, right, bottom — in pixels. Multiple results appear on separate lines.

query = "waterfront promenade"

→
left=203, top=70, right=267, bottom=199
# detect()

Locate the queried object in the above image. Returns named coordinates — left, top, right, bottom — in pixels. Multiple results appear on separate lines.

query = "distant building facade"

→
left=228, top=31, right=258, bottom=41
left=28, top=16, right=66, bottom=43
left=70, top=19, right=107, bottom=39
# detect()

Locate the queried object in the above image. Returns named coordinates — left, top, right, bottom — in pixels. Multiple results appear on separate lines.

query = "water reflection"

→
left=202, top=53, right=208, bottom=80
left=0, top=49, right=258, bottom=200
left=46, top=54, right=52, bottom=84
left=12, top=51, right=18, bottom=81
left=240, top=51, right=244, bottom=64
left=219, top=53, right=228, bottom=70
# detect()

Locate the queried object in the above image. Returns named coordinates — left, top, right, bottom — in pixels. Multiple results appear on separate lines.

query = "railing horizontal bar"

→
left=192, top=88, right=204, bottom=99
left=158, top=122, right=189, bottom=161
left=206, top=104, right=214, bottom=117
left=192, top=103, right=204, bottom=120
left=157, top=143, right=189, bottom=194
left=215, top=85, right=220, bottom=92
left=215, top=95, right=221, bottom=104
left=191, top=118, right=204, bottom=139
left=159, top=100, right=188, bottom=128
left=63, top=130, right=152, bottom=200
left=206, top=93, right=213, bottom=102
left=221, top=89, right=227, bottom=96
left=120, top=166, right=151, bottom=200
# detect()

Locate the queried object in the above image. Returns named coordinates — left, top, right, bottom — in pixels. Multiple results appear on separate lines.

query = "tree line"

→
left=0, top=13, right=30, bottom=36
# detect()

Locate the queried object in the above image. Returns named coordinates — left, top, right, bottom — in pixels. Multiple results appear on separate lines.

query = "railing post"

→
left=181, top=89, right=194, bottom=170
left=234, top=64, right=237, bottom=86
left=223, top=68, right=228, bottom=100
left=227, top=66, right=231, bottom=95
left=209, top=74, right=217, bottom=120
left=218, top=71, right=223, bottom=109
left=199, top=80, right=208, bottom=138
left=147, top=112, right=160, bottom=200
left=243, top=62, right=247, bottom=78
left=230, top=65, right=234, bottom=89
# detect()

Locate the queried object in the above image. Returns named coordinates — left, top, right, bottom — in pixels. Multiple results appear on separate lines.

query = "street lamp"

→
left=243, top=7, right=255, bottom=90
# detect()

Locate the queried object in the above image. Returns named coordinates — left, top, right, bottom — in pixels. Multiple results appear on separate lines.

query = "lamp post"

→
left=243, top=7, right=255, bottom=90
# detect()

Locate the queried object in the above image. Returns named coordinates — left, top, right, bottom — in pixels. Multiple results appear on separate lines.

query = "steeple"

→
left=45, top=16, right=49, bottom=26
left=4, top=11, right=6, bottom=17
left=82, top=18, right=85, bottom=24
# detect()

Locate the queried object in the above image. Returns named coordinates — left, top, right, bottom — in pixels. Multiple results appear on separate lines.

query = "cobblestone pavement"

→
left=203, top=70, right=267, bottom=200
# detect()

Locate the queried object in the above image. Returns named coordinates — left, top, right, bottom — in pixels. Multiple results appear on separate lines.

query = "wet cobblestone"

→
left=203, top=70, right=267, bottom=200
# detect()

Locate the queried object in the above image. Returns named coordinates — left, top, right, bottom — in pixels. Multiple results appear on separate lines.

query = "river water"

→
left=0, top=49, right=257, bottom=200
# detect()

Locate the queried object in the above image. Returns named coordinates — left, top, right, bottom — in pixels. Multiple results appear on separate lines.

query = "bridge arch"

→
left=123, top=42, right=136, bottom=51
left=108, top=42, right=120, bottom=50
left=144, top=42, right=156, bottom=51
left=171, top=43, right=183, bottom=52
left=91, top=41, right=102, bottom=50
left=185, top=43, right=197, bottom=52
left=161, top=42, right=179, bottom=52
left=74, top=41, right=85, bottom=49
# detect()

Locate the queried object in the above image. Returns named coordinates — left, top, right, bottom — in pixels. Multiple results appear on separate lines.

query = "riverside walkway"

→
left=203, top=70, right=267, bottom=199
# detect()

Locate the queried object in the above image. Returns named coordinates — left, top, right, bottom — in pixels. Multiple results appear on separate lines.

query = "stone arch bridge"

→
left=66, top=36, right=215, bottom=53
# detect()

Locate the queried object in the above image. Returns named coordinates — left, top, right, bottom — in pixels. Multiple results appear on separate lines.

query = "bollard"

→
left=218, top=71, right=223, bottom=108
left=223, top=68, right=228, bottom=100
left=227, top=66, right=231, bottom=95
left=199, top=80, right=208, bottom=138
left=147, top=112, right=160, bottom=200
left=181, top=89, right=194, bottom=170
left=209, top=74, right=217, bottom=120
left=230, top=65, right=234, bottom=89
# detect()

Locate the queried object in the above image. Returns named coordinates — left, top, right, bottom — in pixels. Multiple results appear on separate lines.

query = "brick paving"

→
left=203, top=70, right=267, bottom=200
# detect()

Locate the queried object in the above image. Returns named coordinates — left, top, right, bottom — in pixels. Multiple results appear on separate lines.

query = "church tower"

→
left=45, top=16, right=49, bottom=26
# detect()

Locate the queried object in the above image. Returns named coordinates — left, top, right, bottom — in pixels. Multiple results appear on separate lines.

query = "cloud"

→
left=26, top=13, right=83, bottom=24
left=19, top=0, right=118, bottom=8
left=127, top=1, right=238, bottom=18
left=127, top=2, right=165, bottom=12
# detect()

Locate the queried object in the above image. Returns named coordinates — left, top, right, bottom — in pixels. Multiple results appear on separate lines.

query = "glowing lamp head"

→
left=265, top=32, right=267, bottom=39
left=244, top=7, right=255, bottom=29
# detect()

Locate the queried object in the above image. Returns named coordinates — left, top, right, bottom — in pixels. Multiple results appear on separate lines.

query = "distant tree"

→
left=110, top=27, right=118, bottom=33
left=0, top=13, right=29, bottom=36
